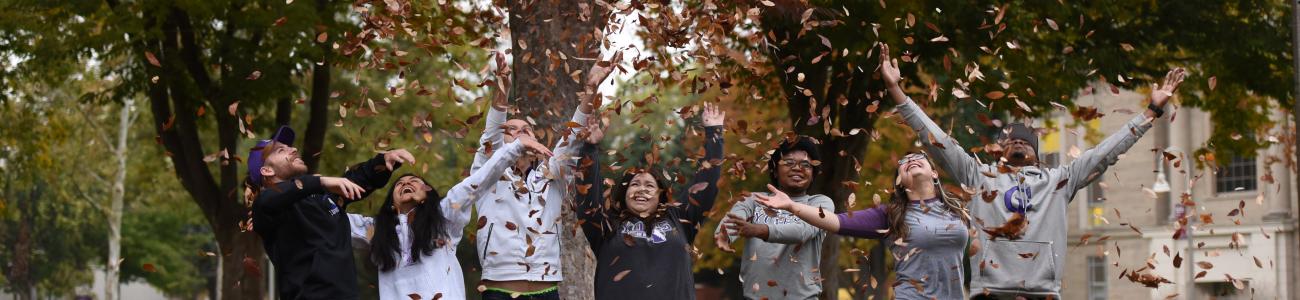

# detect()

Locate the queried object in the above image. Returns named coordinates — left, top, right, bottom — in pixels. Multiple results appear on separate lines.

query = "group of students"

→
left=244, top=43, right=1187, bottom=300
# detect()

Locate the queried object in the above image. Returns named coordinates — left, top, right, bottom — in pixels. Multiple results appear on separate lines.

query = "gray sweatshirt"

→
left=718, top=193, right=834, bottom=300
left=898, top=98, right=1153, bottom=299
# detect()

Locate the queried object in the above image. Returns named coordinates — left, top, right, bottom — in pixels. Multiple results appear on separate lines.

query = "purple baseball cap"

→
left=247, top=125, right=296, bottom=187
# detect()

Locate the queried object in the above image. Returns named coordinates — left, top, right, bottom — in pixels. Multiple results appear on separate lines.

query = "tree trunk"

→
left=758, top=3, right=882, bottom=298
left=105, top=98, right=133, bottom=300
left=506, top=1, right=609, bottom=298
left=303, top=0, right=333, bottom=173
left=145, top=10, right=269, bottom=299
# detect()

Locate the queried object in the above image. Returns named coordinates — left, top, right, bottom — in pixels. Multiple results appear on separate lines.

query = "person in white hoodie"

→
left=469, top=52, right=617, bottom=299
left=348, top=134, right=553, bottom=300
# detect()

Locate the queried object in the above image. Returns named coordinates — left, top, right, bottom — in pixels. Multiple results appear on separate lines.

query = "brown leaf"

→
left=767, top=280, right=778, bottom=287
left=505, top=222, right=518, bottom=231
left=143, top=263, right=157, bottom=273
left=984, top=91, right=1006, bottom=100
left=243, top=256, right=263, bottom=278
left=613, top=269, right=632, bottom=282
left=476, top=216, right=487, bottom=230
left=145, top=51, right=162, bottom=67
left=1125, top=271, right=1172, bottom=288
left=1196, top=261, right=1213, bottom=270
left=1195, top=271, right=1207, bottom=279
left=1055, top=179, right=1069, bottom=190
left=1173, top=252, right=1182, bottom=268
left=409, top=294, right=422, bottom=300
left=982, top=213, right=1027, bottom=240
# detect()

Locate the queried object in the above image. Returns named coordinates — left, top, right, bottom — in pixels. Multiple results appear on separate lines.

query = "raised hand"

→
left=700, top=102, right=725, bottom=127
left=321, top=176, right=365, bottom=200
left=514, top=133, right=554, bottom=157
left=752, top=184, right=793, bottom=210
left=491, top=51, right=512, bottom=110
left=383, top=149, right=416, bottom=171
left=584, top=115, right=604, bottom=145
left=585, top=50, right=622, bottom=91
left=879, top=43, right=902, bottom=88
left=1150, top=67, right=1186, bottom=108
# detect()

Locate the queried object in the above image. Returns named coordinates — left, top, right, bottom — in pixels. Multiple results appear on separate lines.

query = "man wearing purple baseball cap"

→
left=247, top=125, right=415, bottom=299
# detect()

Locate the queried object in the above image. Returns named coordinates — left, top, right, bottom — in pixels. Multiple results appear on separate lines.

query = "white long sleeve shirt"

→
left=349, top=140, right=525, bottom=299
left=469, top=107, right=588, bottom=282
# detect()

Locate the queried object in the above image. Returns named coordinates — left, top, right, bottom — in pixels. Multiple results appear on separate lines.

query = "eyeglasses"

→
left=778, top=159, right=816, bottom=170
left=897, top=153, right=927, bottom=166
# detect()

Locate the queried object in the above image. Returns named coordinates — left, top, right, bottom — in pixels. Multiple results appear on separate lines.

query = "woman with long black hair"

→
left=347, top=135, right=552, bottom=299
left=576, top=103, right=726, bottom=300
left=754, top=151, right=975, bottom=299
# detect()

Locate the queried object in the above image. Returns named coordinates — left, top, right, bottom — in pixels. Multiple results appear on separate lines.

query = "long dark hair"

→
left=886, top=153, right=971, bottom=241
left=609, top=166, right=674, bottom=223
left=370, top=174, right=448, bottom=272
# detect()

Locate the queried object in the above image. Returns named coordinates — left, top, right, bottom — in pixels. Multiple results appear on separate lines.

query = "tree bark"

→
left=506, top=0, right=608, bottom=298
left=758, top=3, right=882, bottom=298
left=144, top=8, right=268, bottom=300
left=105, top=98, right=133, bottom=300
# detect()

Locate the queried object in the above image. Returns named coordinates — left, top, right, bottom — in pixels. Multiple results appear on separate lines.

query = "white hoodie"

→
left=349, top=141, right=526, bottom=299
left=470, top=107, right=588, bottom=282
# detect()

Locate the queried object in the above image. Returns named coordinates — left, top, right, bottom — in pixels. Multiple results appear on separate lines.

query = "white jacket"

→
left=350, top=141, right=526, bottom=299
left=470, top=107, right=587, bottom=282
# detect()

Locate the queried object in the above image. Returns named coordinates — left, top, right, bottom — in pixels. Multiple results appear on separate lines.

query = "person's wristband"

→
left=1147, top=103, right=1165, bottom=118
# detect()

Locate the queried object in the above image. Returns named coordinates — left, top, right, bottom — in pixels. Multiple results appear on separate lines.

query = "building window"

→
left=1215, top=155, right=1257, bottom=193
left=1086, top=182, right=1106, bottom=226
left=1088, top=256, right=1107, bottom=300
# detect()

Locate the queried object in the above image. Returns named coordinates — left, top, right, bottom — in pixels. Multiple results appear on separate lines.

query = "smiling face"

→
left=999, top=138, right=1038, bottom=166
left=895, top=153, right=938, bottom=189
left=776, top=150, right=814, bottom=194
left=623, top=172, right=662, bottom=217
left=260, top=142, right=308, bottom=182
left=391, top=176, right=430, bottom=211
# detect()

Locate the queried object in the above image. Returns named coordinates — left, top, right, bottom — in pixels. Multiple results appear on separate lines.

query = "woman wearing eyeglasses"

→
left=754, top=151, right=975, bottom=300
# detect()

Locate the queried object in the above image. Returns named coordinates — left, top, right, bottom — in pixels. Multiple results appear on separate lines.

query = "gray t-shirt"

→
left=718, top=193, right=834, bottom=300
left=837, top=198, right=969, bottom=300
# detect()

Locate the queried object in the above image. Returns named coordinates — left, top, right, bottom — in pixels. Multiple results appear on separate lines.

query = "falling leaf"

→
left=984, top=91, right=1006, bottom=100
left=143, top=263, right=158, bottom=273
left=409, top=294, right=422, bottom=300
left=246, top=70, right=262, bottom=80
left=317, top=32, right=328, bottom=43
left=243, top=256, right=262, bottom=278
left=613, top=269, right=632, bottom=282
left=983, top=213, right=1027, bottom=240
left=1208, top=76, right=1217, bottom=91
left=1196, top=261, right=1213, bottom=269
left=1173, top=252, right=1182, bottom=268
left=145, top=51, right=161, bottom=67
left=1125, top=271, right=1172, bottom=288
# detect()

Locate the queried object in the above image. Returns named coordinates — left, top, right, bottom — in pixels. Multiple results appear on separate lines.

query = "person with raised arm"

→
left=878, top=43, right=1186, bottom=299
left=576, top=103, right=726, bottom=300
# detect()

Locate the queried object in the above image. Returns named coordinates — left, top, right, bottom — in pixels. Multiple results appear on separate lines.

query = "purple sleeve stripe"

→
left=836, top=206, right=889, bottom=239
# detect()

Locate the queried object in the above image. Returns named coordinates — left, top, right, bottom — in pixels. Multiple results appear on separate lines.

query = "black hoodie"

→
left=577, top=126, right=723, bottom=300
left=252, top=154, right=395, bottom=299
